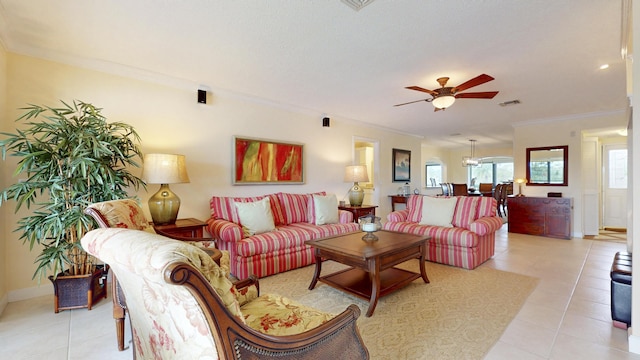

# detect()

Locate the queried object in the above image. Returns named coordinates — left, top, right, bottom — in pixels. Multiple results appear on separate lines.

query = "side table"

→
left=153, top=218, right=222, bottom=264
left=388, top=195, right=409, bottom=212
left=338, top=205, right=378, bottom=222
left=153, top=218, right=207, bottom=238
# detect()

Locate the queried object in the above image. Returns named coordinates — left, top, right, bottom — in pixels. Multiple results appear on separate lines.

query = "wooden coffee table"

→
left=306, top=230, right=430, bottom=317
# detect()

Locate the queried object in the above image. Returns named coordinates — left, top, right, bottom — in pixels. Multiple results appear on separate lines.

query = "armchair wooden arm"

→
left=166, top=262, right=369, bottom=359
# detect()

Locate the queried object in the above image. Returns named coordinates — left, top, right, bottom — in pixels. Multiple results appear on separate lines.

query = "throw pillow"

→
left=452, top=196, right=479, bottom=229
left=235, top=197, right=276, bottom=236
left=311, top=194, right=339, bottom=225
left=419, top=196, right=457, bottom=227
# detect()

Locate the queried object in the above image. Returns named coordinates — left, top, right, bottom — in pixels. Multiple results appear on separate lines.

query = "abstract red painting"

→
left=233, top=137, right=304, bottom=184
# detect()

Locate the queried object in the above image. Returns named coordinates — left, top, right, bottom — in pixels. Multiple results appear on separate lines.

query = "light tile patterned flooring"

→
left=0, top=225, right=639, bottom=359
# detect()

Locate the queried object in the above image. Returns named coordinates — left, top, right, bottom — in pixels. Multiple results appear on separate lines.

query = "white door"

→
left=603, top=144, right=628, bottom=229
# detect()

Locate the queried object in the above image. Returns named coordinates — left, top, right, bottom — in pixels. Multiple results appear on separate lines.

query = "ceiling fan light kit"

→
left=432, top=95, right=456, bottom=110
left=396, top=74, right=499, bottom=111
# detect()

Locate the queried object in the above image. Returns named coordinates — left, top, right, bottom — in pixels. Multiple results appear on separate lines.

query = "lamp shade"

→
left=432, top=95, right=456, bottom=109
left=344, top=165, right=369, bottom=183
left=142, top=154, right=190, bottom=184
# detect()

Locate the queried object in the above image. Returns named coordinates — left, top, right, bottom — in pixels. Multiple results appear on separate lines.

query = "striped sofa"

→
left=207, top=192, right=359, bottom=279
left=383, top=195, right=503, bottom=269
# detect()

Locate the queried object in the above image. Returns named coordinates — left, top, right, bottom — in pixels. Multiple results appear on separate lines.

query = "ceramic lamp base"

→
left=348, top=182, right=365, bottom=206
left=148, top=184, right=181, bottom=225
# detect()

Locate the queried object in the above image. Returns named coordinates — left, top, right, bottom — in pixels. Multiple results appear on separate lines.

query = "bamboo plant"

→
left=0, top=100, right=145, bottom=280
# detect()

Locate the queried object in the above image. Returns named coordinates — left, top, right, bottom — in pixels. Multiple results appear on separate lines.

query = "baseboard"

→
left=8, top=283, right=53, bottom=302
left=628, top=328, right=640, bottom=354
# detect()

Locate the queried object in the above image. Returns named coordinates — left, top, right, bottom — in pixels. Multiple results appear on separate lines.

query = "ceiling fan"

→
left=395, top=74, right=499, bottom=111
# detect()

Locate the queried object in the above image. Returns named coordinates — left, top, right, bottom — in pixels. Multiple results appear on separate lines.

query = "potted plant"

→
left=0, top=100, right=145, bottom=311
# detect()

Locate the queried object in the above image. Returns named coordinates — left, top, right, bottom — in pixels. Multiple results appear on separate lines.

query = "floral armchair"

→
left=84, top=198, right=218, bottom=351
left=81, top=228, right=369, bottom=359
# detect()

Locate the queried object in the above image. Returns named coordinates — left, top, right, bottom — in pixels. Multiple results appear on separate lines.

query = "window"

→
left=608, top=149, right=627, bottom=189
left=425, top=163, right=442, bottom=187
left=468, top=157, right=513, bottom=187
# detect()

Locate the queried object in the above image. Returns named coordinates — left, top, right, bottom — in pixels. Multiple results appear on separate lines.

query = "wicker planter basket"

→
left=48, top=265, right=108, bottom=313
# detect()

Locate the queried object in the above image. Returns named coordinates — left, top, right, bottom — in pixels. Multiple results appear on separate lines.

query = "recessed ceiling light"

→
left=599, top=64, right=609, bottom=70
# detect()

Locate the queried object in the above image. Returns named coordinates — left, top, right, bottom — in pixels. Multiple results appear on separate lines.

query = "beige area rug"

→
left=259, top=260, right=538, bottom=360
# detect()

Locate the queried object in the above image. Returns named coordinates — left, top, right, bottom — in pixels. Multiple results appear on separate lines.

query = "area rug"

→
left=259, top=260, right=538, bottom=360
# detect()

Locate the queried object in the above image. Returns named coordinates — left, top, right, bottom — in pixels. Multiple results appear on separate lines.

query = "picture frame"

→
left=392, top=148, right=411, bottom=182
left=233, top=136, right=304, bottom=185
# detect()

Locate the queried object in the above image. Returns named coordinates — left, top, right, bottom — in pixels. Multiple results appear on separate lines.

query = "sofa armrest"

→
left=469, top=216, right=503, bottom=235
left=387, top=209, right=409, bottom=222
left=339, top=210, right=354, bottom=223
left=207, top=218, right=243, bottom=243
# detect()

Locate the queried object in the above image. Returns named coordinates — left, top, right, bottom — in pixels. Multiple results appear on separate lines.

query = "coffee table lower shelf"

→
left=319, top=266, right=420, bottom=306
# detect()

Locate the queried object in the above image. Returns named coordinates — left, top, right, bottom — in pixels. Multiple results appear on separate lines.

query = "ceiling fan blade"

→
left=394, top=98, right=430, bottom=107
left=453, top=74, right=494, bottom=93
left=405, top=86, right=438, bottom=96
left=455, top=91, right=499, bottom=99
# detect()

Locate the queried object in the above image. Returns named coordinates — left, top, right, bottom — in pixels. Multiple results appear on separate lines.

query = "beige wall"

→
left=1, top=53, right=423, bottom=298
left=0, top=42, right=7, bottom=309
left=513, top=112, right=627, bottom=237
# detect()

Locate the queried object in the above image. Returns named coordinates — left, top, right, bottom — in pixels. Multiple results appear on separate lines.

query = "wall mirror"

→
left=526, top=145, right=568, bottom=186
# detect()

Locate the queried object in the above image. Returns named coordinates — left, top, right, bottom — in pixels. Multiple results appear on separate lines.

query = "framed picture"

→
left=392, top=148, right=411, bottom=182
left=233, top=136, right=304, bottom=185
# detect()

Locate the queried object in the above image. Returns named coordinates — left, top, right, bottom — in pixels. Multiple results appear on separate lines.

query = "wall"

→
left=0, top=41, right=7, bottom=312
left=1, top=53, right=423, bottom=298
left=513, top=112, right=627, bottom=238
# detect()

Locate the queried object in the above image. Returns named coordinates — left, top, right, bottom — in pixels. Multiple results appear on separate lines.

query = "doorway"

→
left=353, top=137, right=380, bottom=206
left=603, top=143, right=628, bottom=230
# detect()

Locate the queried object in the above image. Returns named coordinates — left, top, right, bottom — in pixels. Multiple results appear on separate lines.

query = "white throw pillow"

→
left=235, top=197, right=276, bottom=236
left=313, top=194, right=339, bottom=225
left=419, top=196, right=457, bottom=227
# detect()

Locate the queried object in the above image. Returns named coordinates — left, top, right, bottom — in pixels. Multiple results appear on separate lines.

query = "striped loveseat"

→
left=383, top=195, right=503, bottom=269
left=207, top=192, right=359, bottom=279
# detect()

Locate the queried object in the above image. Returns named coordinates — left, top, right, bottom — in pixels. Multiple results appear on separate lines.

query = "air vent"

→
left=499, top=100, right=521, bottom=107
left=341, top=0, right=376, bottom=11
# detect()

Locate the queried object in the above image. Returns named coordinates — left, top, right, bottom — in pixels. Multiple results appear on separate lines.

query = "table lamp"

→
left=515, top=178, right=527, bottom=197
left=344, top=165, right=369, bottom=207
left=142, top=153, right=190, bottom=225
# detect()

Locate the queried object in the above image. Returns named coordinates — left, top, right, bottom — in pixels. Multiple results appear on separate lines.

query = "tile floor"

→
left=0, top=225, right=638, bottom=359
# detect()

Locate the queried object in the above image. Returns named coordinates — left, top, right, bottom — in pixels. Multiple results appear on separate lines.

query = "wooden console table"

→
left=507, top=197, right=572, bottom=239
left=388, top=195, right=410, bottom=211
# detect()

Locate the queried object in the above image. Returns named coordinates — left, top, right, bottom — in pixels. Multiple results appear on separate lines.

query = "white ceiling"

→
left=0, top=1, right=629, bottom=149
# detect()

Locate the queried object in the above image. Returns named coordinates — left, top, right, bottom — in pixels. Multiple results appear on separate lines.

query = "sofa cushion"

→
left=476, top=196, right=497, bottom=217
left=419, top=196, right=457, bottom=227
left=241, top=294, right=334, bottom=336
left=210, top=194, right=285, bottom=225
left=235, top=225, right=312, bottom=257
left=406, top=194, right=424, bottom=223
left=383, top=222, right=478, bottom=248
left=277, top=192, right=326, bottom=224
left=309, top=194, right=339, bottom=225
left=452, top=196, right=479, bottom=230
left=235, top=197, right=276, bottom=236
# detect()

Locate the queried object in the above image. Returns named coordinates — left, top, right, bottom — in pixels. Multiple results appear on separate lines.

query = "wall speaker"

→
left=198, top=89, right=207, bottom=104
left=322, top=117, right=330, bottom=127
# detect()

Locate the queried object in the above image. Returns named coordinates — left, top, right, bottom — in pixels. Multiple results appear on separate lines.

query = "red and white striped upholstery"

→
left=383, top=196, right=503, bottom=269
left=208, top=192, right=358, bottom=279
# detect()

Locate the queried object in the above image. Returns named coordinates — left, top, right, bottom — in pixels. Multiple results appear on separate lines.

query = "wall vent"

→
left=498, top=99, right=521, bottom=107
